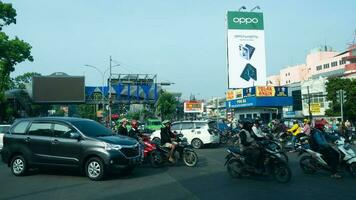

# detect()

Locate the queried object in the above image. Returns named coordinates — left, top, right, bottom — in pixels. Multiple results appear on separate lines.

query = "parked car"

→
left=1, top=117, right=142, bottom=181
left=150, top=121, right=220, bottom=149
left=0, top=124, right=11, bottom=151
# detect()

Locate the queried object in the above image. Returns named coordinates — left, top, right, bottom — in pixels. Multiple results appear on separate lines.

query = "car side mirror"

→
left=70, top=132, right=81, bottom=140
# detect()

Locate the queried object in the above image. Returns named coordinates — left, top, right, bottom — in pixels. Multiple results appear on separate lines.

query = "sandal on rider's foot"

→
left=169, top=157, right=175, bottom=163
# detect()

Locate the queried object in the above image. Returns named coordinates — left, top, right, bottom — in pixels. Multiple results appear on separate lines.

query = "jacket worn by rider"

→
left=117, top=125, right=128, bottom=136
left=160, top=127, right=175, bottom=145
left=238, top=129, right=255, bottom=151
left=288, top=124, right=301, bottom=136
left=128, top=128, right=141, bottom=140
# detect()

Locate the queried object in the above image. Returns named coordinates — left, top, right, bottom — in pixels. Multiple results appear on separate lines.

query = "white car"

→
left=150, top=121, right=220, bottom=149
left=0, top=124, right=11, bottom=151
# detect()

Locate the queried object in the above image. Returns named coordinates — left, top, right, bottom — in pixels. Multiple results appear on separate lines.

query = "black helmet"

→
left=241, top=119, right=253, bottom=132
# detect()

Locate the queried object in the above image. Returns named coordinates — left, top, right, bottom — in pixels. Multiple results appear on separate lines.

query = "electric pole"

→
left=307, top=86, right=313, bottom=122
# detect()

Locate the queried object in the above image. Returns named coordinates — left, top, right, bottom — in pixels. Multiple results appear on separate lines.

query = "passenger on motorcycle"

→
left=303, top=119, right=311, bottom=136
left=128, top=120, right=142, bottom=140
left=117, top=118, right=129, bottom=136
left=238, top=120, right=261, bottom=170
left=252, top=119, right=267, bottom=140
left=310, top=119, right=342, bottom=179
left=160, top=120, right=177, bottom=163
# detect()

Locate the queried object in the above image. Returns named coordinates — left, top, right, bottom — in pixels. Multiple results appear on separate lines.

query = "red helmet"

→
left=314, top=119, right=328, bottom=131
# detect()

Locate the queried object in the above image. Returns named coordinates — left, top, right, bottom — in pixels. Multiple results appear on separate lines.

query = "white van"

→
left=150, top=121, right=220, bottom=149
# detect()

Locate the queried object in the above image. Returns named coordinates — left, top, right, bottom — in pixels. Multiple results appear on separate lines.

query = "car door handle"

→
left=52, top=139, right=59, bottom=145
left=25, top=137, right=31, bottom=142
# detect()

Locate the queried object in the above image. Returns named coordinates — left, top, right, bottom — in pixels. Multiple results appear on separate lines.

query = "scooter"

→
left=155, top=134, right=198, bottom=167
left=225, top=141, right=292, bottom=183
left=139, top=135, right=162, bottom=168
left=299, top=137, right=356, bottom=177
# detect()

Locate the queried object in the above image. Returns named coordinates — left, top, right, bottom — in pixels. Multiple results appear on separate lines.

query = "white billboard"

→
left=227, top=11, right=266, bottom=88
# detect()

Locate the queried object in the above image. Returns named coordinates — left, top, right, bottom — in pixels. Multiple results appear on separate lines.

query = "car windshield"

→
left=72, top=120, right=114, bottom=137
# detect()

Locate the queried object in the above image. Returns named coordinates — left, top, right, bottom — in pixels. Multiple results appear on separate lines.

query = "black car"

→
left=1, top=117, right=142, bottom=181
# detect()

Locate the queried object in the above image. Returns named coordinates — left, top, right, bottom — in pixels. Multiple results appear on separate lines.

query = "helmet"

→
left=162, top=120, right=171, bottom=125
left=131, top=120, right=139, bottom=129
left=314, top=119, right=327, bottom=131
left=241, top=119, right=253, bottom=132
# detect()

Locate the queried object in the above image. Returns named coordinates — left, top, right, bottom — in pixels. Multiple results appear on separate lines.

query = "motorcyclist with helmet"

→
left=160, top=120, right=177, bottom=163
left=237, top=119, right=261, bottom=171
left=309, top=119, right=341, bottom=179
left=128, top=119, right=142, bottom=140
left=252, top=119, right=267, bottom=140
left=288, top=120, right=302, bottom=148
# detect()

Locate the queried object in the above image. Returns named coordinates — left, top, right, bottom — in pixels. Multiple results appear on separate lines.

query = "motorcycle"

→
left=299, top=137, right=356, bottom=177
left=154, top=133, right=198, bottom=167
left=139, top=135, right=162, bottom=168
left=224, top=141, right=292, bottom=183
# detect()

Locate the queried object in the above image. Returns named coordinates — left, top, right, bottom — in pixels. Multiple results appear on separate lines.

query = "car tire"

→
left=11, top=155, right=28, bottom=176
left=191, top=138, right=203, bottom=149
left=85, top=157, right=105, bottom=181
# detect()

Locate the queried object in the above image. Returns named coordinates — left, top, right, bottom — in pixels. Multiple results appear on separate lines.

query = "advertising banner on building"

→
left=310, top=103, right=321, bottom=114
left=256, top=86, right=275, bottom=97
left=275, top=86, right=288, bottom=97
left=227, top=11, right=266, bottom=89
left=243, top=87, right=256, bottom=97
left=184, top=101, right=204, bottom=113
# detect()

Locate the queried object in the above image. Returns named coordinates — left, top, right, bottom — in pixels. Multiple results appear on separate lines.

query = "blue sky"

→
left=3, top=0, right=356, bottom=99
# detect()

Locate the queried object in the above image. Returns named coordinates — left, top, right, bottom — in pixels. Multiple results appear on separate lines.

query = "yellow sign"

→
left=256, top=86, right=275, bottom=97
left=310, top=103, right=321, bottom=113
left=234, top=89, right=243, bottom=99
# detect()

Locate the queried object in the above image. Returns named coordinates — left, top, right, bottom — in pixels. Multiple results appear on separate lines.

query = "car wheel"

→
left=11, top=155, right=28, bottom=176
left=85, top=157, right=105, bottom=181
left=191, top=138, right=203, bottom=149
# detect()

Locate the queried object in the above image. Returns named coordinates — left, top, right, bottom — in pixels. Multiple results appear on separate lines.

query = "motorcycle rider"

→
left=238, top=119, right=261, bottom=171
left=160, top=120, right=176, bottom=163
left=310, top=119, right=341, bottom=179
left=128, top=120, right=141, bottom=140
left=303, top=119, right=311, bottom=136
left=117, top=118, right=129, bottom=136
left=288, top=120, right=302, bottom=148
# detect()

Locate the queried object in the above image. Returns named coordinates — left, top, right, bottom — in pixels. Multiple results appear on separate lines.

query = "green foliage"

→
left=0, top=1, right=16, bottom=30
left=127, top=111, right=140, bottom=120
left=0, top=1, right=33, bottom=103
left=77, top=104, right=96, bottom=120
left=325, top=77, right=356, bottom=119
left=156, top=92, right=178, bottom=120
left=11, top=72, right=41, bottom=89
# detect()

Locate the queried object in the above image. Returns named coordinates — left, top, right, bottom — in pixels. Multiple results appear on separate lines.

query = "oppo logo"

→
left=233, top=17, right=258, bottom=24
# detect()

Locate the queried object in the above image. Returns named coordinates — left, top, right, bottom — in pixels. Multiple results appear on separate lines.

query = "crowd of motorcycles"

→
left=220, top=125, right=356, bottom=183
left=133, top=123, right=355, bottom=184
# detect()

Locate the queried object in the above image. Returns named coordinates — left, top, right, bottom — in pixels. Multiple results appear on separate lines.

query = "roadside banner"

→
left=227, top=11, right=266, bottom=88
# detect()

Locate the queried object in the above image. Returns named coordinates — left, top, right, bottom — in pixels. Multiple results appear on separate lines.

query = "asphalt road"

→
left=0, top=146, right=355, bottom=200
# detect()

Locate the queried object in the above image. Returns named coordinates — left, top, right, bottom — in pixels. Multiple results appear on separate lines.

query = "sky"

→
left=3, top=0, right=356, bottom=99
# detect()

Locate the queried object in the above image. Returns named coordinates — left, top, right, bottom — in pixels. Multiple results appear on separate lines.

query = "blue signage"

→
left=226, top=96, right=293, bottom=108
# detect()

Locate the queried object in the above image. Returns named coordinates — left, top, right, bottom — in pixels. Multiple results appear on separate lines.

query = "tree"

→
left=0, top=1, right=33, bottom=122
left=156, top=92, right=178, bottom=120
left=325, top=77, right=356, bottom=120
left=77, top=104, right=96, bottom=120
left=11, top=72, right=41, bottom=89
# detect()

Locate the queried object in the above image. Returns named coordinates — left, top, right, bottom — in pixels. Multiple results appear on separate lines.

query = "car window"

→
left=0, top=126, right=10, bottom=133
left=72, top=120, right=114, bottom=137
left=11, top=121, right=30, bottom=135
left=195, top=122, right=207, bottom=129
left=28, top=122, right=53, bottom=137
left=171, top=123, right=181, bottom=131
left=53, top=124, right=75, bottom=138
left=181, top=122, right=194, bottom=130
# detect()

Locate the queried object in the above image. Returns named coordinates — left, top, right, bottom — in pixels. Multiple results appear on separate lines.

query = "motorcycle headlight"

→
left=105, top=143, right=122, bottom=151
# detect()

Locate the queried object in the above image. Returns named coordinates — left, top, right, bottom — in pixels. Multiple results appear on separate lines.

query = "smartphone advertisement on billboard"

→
left=227, top=11, right=266, bottom=88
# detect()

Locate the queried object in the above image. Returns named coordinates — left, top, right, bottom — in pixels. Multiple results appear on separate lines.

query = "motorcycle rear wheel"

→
left=273, top=162, right=292, bottom=183
left=349, top=162, right=356, bottom=178
left=227, top=159, right=243, bottom=178
left=183, top=150, right=198, bottom=167
left=300, top=155, right=317, bottom=174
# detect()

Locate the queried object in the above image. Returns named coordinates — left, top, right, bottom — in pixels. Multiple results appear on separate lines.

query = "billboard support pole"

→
left=109, top=56, right=112, bottom=129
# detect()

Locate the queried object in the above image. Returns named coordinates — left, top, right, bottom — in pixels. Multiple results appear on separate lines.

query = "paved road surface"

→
left=0, top=147, right=355, bottom=200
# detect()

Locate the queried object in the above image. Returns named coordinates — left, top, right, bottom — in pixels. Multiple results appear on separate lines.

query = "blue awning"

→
left=226, top=96, right=293, bottom=108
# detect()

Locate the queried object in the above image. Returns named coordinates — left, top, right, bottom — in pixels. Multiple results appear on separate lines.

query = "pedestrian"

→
left=117, top=118, right=129, bottom=136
